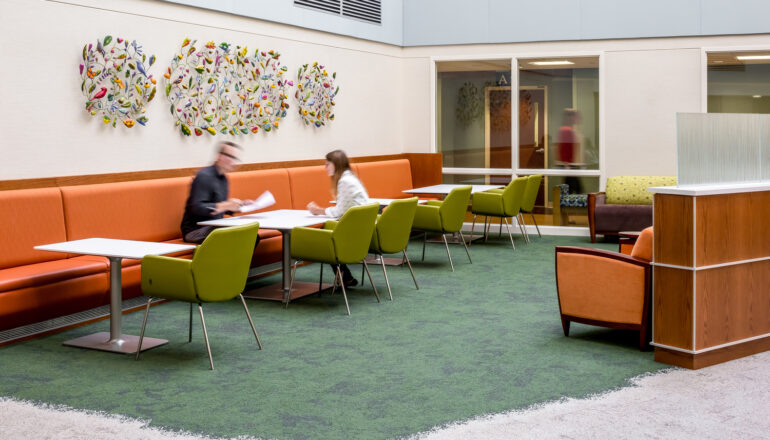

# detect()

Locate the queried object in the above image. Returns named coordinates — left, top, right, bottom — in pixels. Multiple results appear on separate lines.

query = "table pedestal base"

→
left=63, top=332, right=167, bottom=354
left=243, top=281, right=333, bottom=303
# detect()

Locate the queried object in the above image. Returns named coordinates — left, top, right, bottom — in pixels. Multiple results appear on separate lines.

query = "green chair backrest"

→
left=191, top=223, right=260, bottom=302
left=331, top=203, right=379, bottom=264
left=521, top=174, right=542, bottom=212
left=372, top=197, right=418, bottom=254
left=439, top=186, right=472, bottom=233
left=502, top=176, right=528, bottom=217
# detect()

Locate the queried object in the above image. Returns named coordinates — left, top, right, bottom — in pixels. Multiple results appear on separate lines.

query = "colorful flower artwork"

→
left=295, top=62, right=338, bottom=127
left=229, top=48, right=293, bottom=134
left=80, top=35, right=157, bottom=128
left=164, top=39, right=237, bottom=136
left=164, top=38, right=295, bottom=136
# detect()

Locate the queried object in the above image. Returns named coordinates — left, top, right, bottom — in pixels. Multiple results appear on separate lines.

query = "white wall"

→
left=0, top=0, right=405, bottom=179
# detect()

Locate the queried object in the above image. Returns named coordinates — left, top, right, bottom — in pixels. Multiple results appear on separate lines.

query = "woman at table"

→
left=307, top=149, right=370, bottom=287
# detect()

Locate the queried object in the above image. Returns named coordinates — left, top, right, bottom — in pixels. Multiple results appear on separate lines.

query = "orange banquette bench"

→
left=0, top=158, right=424, bottom=331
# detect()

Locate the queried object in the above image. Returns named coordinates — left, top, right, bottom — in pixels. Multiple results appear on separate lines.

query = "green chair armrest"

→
left=471, top=191, right=504, bottom=216
left=323, top=220, right=339, bottom=230
left=412, top=204, right=443, bottom=232
left=487, top=188, right=504, bottom=194
left=140, top=255, right=196, bottom=302
left=425, top=200, right=443, bottom=206
left=290, top=226, right=337, bottom=264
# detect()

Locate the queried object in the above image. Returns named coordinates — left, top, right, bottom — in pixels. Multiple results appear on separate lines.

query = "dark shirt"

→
left=180, top=165, right=229, bottom=237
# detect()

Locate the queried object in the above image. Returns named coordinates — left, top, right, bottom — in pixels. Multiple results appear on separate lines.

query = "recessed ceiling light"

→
left=753, top=95, right=762, bottom=98
left=529, top=61, right=574, bottom=66
left=736, top=55, right=770, bottom=60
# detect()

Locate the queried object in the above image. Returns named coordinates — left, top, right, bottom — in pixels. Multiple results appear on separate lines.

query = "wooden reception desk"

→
left=649, top=182, right=770, bottom=369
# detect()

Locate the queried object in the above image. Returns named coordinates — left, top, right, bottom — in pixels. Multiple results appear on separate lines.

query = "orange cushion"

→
left=61, top=177, right=191, bottom=242
left=354, top=159, right=413, bottom=198
left=228, top=169, right=293, bottom=213
left=557, top=253, right=646, bottom=325
left=0, top=256, right=108, bottom=293
left=287, top=165, right=333, bottom=210
left=630, top=227, right=653, bottom=262
left=0, top=188, right=68, bottom=269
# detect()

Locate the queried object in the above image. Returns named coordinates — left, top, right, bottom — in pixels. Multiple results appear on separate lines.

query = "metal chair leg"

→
left=135, top=297, right=152, bottom=361
left=198, top=304, right=214, bottom=370
left=286, top=260, right=298, bottom=309
left=362, top=261, right=381, bottom=303
left=499, top=217, right=503, bottom=237
left=504, top=217, right=515, bottom=251
left=469, top=214, right=477, bottom=247
left=531, top=213, right=542, bottom=237
left=319, top=263, right=324, bottom=291
left=336, top=267, right=351, bottom=315
left=484, top=218, right=490, bottom=242
left=403, top=249, right=419, bottom=290
left=421, top=232, right=427, bottom=261
left=518, top=213, right=531, bottom=244
left=379, top=256, right=392, bottom=301
left=442, top=234, right=455, bottom=272
left=361, top=262, right=365, bottom=287
left=188, top=302, right=193, bottom=342
left=239, top=294, right=263, bottom=350
left=460, top=229, right=472, bottom=264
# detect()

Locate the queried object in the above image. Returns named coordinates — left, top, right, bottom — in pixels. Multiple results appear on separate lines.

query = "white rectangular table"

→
left=332, top=198, right=427, bottom=206
left=35, top=238, right=196, bottom=354
left=199, top=209, right=334, bottom=304
left=403, top=184, right=503, bottom=195
left=404, top=184, right=504, bottom=243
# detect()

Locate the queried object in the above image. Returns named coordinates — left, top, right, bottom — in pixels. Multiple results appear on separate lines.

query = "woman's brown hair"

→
left=326, top=149, right=352, bottom=198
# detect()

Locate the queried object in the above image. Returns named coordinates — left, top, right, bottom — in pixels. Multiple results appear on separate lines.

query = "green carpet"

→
left=0, top=235, right=665, bottom=440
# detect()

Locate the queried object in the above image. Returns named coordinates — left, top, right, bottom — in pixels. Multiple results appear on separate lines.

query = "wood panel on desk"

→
left=0, top=153, right=442, bottom=191
left=695, top=261, right=770, bottom=350
left=653, top=194, right=693, bottom=267
left=695, top=192, right=770, bottom=267
left=653, top=266, right=693, bottom=350
left=655, top=336, right=770, bottom=369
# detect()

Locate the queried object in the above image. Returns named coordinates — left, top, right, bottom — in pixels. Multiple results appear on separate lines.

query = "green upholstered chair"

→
left=367, top=197, right=419, bottom=300
left=136, top=223, right=262, bottom=371
left=290, top=203, right=381, bottom=315
left=412, top=185, right=472, bottom=272
left=470, top=176, right=528, bottom=250
left=519, top=174, right=543, bottom=239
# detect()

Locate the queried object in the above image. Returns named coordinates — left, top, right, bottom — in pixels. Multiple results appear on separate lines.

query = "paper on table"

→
left=239, top=191, right=276, bottom=213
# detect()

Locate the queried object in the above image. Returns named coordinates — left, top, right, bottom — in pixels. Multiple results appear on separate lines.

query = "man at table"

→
left=180, top=141, right=250, bottom=243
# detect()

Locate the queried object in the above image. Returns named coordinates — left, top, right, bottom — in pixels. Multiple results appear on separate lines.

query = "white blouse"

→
left=325, top=170, right=370, bottom=218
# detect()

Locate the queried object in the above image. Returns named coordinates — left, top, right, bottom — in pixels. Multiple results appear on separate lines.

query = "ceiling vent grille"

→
left=295, top=0, right=381, bottom=25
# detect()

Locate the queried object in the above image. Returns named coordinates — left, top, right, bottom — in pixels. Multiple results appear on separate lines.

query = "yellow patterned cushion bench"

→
left=588, top=176, right=676, bottom=242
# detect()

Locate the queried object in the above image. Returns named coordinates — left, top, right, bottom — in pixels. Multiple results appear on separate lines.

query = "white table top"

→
left=648, top=181, right=770, bottom=196
left=331, top=198, right=427, bottom=206
left=403, top=184, right=504, bottom=195
left=199, top=209, right=333, bottom=230
left=35, top=238, right=196, bottom=260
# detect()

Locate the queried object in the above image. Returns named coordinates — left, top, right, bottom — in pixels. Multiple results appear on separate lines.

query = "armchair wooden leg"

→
left=561, top=317, right=570, bottom=336
left=239, top=294, right=263, bottom=350
left=198, top=304, right=214, bottom=370
left=135, top=297, right=153, bottom=361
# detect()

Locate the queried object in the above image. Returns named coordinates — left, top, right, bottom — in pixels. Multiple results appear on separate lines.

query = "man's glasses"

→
left=220, top=151, right=240, bottom=161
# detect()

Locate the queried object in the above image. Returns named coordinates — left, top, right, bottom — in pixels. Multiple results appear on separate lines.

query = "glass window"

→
left=436, top=60, right=512, bottom=169
left=708, top=51, right=770, bottom=114
left=518, top=57, right=600, bottom=172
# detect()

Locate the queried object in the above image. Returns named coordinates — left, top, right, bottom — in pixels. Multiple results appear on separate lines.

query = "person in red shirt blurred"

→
left=556, top=108, right=583, bottom=194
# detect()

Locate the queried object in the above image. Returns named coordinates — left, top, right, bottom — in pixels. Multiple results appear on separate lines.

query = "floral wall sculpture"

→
left=164, top=39, right=238, bottom=136
left=296, top=62, right=338, bottom=127
left=231, top=48, right=293, bottom=134
left=164, top=38, right=294, bottom=136
left=80, top=36, right=157, bottom=128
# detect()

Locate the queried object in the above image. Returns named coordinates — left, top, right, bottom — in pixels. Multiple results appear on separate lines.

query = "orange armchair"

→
left=554, top=227, right=653, bottom=350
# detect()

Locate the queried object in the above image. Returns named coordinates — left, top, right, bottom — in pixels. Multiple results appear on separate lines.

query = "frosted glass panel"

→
left=677, top=113, right=769, bottom=185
